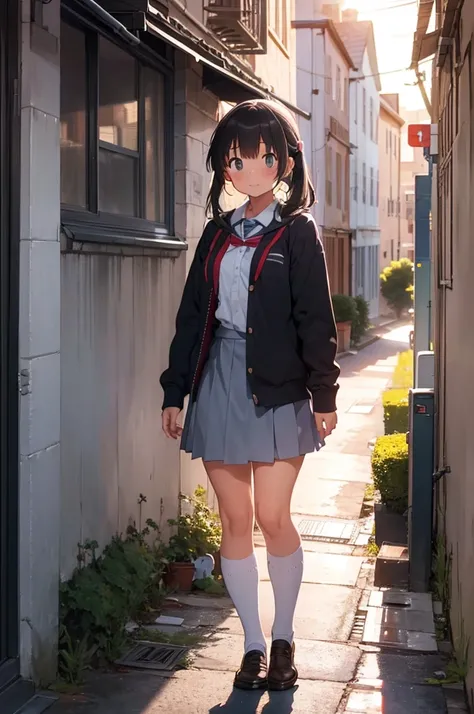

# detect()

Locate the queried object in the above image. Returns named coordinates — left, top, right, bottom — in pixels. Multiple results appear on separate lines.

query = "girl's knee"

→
left=255, top=506, right=291, bottom=540
left=220, top=504, right=254, bottom=540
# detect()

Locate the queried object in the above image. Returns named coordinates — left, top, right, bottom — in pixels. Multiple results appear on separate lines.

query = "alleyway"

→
left=47, top=324, right=453, bottom=714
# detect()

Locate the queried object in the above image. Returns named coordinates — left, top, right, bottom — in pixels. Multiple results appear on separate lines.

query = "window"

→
left=336, top=65, right=342, bottom=109
left=353, top=165, right=358, bottom=201
left=370, top=167, right=374, bottom=206
left=326, top=146, right=333, bottom=205
left=385, top=128, right=389, bottom=153
left=376, top=170, right=379, bottom=207
left=325, top=55, right=332, bottom=95
left=60, top=20, right=171, bottom=239
left=362, top=162, right=367, bottom=204
left=362, top=88, right=367, bottom=133
left=269, top=0, right=289, bottom=48
left=369, top=97, right=374, bottom=140
left=336, top=152, right=342, bottom=209
left=394, top=133, right=397, bottom=157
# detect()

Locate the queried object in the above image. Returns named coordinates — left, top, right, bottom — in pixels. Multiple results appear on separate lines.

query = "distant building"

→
left=294, top=2, right=355, bottom=295
left=337, top=12, right=381, bottom=318
left=399, top=107, right=430, bottom=262
left=378, top=94, right=405, bottom=274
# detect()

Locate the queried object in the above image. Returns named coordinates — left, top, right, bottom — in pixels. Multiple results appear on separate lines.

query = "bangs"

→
left=210, top=104, right=289, bottom=179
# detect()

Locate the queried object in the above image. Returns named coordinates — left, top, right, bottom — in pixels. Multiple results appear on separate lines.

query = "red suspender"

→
left=204, top=228, right=223, bottom=283
left=204, top=224, right=287, bottom=288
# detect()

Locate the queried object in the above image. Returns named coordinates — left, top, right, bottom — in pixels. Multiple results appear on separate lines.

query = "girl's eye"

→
left=229, top=158, right=244, bottom=171
left=264, top=154, right=276, bottom=168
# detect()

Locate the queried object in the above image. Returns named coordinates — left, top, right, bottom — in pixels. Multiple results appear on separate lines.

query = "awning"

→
left=145, top=11, right=310, bottom=119
left=410, top=0, right=435, bottom=68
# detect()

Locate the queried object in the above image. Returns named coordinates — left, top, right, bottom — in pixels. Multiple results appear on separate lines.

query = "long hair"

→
left=205, top=99, right=315, bottom=224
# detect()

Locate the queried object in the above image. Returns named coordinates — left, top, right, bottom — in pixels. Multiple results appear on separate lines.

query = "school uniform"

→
left=160, top=201, right=340, bottom=465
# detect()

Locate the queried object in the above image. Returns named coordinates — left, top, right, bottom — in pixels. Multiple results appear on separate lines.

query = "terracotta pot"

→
left=164, top=562, right=195, bottom=592
left=336, top=321, right=352, bottom=353
left=212, top=550, right=222, bottom=577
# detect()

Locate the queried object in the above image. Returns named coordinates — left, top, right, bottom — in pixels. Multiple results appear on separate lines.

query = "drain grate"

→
left=116, top=641, right=188, bottom=671
left=298, top=518, right=359, bottom=544
left=350, top=609, right=368, bottom=643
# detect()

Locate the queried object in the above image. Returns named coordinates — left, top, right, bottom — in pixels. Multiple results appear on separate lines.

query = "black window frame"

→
left=60, top=3, right=177, bottom=249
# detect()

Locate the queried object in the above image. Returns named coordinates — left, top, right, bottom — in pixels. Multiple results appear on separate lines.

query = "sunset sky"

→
left=341, top=0, right=434, bottom=113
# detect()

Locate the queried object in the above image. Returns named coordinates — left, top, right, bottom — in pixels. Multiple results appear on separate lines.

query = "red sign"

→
left=407, top=124, right=431, bottom=148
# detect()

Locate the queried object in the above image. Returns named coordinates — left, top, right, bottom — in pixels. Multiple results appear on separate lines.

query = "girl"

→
left=161, top=99, right=340, bottom=692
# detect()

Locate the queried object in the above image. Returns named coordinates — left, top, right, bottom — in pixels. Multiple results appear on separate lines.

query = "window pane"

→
left=144, top=68, right=166, bottom=223
left=99, top=148, right=137, bottom=216
left=60, top=22, right=87, bottom=207
left=99, top=38, right=138, bottom=151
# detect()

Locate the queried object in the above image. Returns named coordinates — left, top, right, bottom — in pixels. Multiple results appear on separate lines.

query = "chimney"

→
left=321, top=2, right=342, bottom=23
left=342, top=8, right=359, bottom=22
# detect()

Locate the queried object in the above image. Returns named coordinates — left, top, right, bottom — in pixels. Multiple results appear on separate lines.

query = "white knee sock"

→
left=220, top=553, right=266, bottom=655
left=267, top=546, right=304, bottom=644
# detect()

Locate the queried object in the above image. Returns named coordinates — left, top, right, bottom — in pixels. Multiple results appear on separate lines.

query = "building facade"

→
left=294, top=3, right=354, bottom=295
left=413, top=0, right=474, bottom=705
left=378, top=94, right=405, bottom=274
left=337, top=12, right=381, bottom=318
left=0, top=0, right=298, bottom=708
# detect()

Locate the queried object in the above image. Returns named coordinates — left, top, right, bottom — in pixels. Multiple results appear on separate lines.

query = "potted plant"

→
left=163, top=487, right=221, bottom=592
left=331, top=294, right=358, bottom=353
left=372, top=433, right=409, bottom=548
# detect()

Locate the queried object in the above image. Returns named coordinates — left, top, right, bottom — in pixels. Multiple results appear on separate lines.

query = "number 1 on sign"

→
left=417, top=130, right=423, bottom=143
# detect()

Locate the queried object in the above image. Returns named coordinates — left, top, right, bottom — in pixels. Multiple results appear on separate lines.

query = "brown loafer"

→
left=268, top=639, right=298, bottom=691
left=234, top=649, right=268, bottom=690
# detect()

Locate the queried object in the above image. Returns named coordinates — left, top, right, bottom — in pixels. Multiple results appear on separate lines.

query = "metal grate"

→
left=116, top=641, right=188, bottom=671
left=298, top=518, right=359, bottom=544
left=350, top=610, right=368, bottom=643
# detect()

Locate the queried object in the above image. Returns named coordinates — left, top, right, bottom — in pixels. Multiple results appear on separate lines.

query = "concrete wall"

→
left=18, top=0, right=61, bottom=685
left=434, top=1, right=474, bottom=704
left=59, top=244, right=185, bottom=578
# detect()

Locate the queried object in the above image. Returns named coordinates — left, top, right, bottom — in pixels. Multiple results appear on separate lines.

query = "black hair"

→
left=205, top=99, right=315, bottom=224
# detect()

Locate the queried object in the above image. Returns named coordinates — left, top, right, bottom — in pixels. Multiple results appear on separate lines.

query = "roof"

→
left=292, top=19, right=357, bottom=70
left=335, top=20, right=381, bottom=91
left=334, top=21, right=371, bottom=70
left=380, top=95, right=404, bottom=127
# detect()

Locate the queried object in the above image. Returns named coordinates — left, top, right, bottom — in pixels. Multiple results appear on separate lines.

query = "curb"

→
left=338, top=318, right=408, bottom=360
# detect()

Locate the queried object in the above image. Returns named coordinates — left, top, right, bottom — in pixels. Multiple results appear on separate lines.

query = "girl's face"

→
left=224, top=140, right=293, bottom=198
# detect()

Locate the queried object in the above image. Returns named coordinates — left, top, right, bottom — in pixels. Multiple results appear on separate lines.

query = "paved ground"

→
left=46, top=324, right=464, bottom=714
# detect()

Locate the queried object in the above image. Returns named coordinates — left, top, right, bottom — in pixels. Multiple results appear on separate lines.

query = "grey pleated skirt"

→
left=181, top=326, right=323, bottom=465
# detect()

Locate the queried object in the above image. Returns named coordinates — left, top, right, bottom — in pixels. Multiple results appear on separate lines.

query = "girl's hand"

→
left=314, top=412, right=337, bottom=440
left=162, top=407, right=183, bottom=439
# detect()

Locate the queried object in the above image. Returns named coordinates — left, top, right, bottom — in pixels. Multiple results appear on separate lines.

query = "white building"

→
left=337, top=11, right=381, bottom=318
left=293, top=1, right=355, bottom=296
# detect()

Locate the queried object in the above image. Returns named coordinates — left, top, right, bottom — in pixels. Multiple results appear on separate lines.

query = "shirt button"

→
left=248, top=367, right=253, bottom=374
left=249, top=285, right=255, bottom=292
left=247, top=327, right=253, bottom=334
left=252, top=394, right=259, bottom=405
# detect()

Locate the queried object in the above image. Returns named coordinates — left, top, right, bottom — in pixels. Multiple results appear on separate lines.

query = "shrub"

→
left=372, top=433, right=409, bottom=513
left=383, top=388, right=409, bottom=434
left=165, top=486, right=221, bottom=563
left=351, top=295, right=370, bottom=345
left=392, top=350, right=414, bottom=389
left=380, top=259, right=414, bottom=317
left=332, top=294, right=358, bottom=324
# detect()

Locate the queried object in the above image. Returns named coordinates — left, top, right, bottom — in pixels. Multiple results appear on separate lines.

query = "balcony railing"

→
left=204, top=0, right=267, bottom=54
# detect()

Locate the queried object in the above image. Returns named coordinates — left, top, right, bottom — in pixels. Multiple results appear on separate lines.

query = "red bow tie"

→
left=230, top=234, right=262, bottom=248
